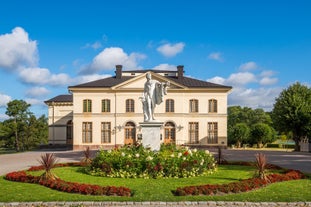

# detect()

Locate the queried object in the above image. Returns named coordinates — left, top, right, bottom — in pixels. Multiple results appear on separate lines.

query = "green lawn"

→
left=1, top=165, right=310, bottom=202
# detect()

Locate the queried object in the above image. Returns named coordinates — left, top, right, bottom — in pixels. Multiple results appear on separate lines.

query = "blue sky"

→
left=0, top=0, right=310, bottom=120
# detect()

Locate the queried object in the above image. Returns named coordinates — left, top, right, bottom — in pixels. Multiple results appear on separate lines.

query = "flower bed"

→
left=89, top=144, right=217, bottom=178
left=173, top=169, right=305, bottom=196
left=5, top=169, right=131, bottom=197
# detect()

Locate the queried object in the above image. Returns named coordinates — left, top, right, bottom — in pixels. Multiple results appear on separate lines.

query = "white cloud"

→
left=207, top=76, right=226, bottom=85
left=25, top=87, right=50, bottom=98
left=239, top=61, right=258, bottom=71
left=259, top=77, right=278, bottom=85
left=81, top=47, right=145, bottom=74
left=208, top=52, right=223, bottom=61
left=74, top=74, right=111, bottom=84
left=153, top=64, right=176, bottom=71
left=226, top=72, right=257, bottom=86
left=0, top=27, right=38, bottom=70
left=157, top=42, right=185, bottom=57
left=0, top=114, right=9, bottom=121
left=0, top=93, right=12, bottom=107
left=19, top=67, right=72, bottom=86
left=25, top=98, right=46, bottom=106
left=82, top=41, right=102, bottom=50
left=228, top=87, right=282, bottom=111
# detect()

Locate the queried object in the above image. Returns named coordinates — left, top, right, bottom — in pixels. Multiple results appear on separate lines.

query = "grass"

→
left=1, top=165, right=310, bottom=202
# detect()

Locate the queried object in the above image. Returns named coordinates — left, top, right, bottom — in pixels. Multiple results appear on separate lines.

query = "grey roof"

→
left=69, top=76, right=134, bottom=88
left=44, top=94, right=73, bottom=103
left=69, top=71, right=232, bottom=89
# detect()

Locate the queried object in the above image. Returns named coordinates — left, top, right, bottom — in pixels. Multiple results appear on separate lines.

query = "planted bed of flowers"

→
left=88, top=144, right=217, bottom=178
left=5, top=168, right=132, bottom=197
left=172, top=169, right=305, bottom=196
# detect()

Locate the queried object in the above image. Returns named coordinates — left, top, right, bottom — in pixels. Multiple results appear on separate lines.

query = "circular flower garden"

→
left=88, top=144, right=217, bottom=178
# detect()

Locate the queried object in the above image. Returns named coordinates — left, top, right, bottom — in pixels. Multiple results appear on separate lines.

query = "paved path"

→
left=1, top=148, right=310, bottom=176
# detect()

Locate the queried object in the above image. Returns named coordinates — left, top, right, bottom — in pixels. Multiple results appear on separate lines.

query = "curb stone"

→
left=0, top=202, right=311, bottom=207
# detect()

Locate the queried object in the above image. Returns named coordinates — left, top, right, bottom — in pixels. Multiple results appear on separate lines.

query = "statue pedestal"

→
left=139, top=122, right=163, bottom=151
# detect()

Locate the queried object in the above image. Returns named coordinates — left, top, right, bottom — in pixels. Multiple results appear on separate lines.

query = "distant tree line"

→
left=228, top=82, right=311, bottom=151
left=0, top=100, right=48, bottom=151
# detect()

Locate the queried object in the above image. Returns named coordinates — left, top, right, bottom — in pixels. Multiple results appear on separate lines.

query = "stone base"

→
left=139, top=122, right=163, bottom=151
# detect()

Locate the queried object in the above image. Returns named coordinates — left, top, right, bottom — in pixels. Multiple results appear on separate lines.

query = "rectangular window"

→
left=189, top=122, right=199, bottom=144
left=102, top=99, right=110, bottom=112
left=165, top=99, right=174, bottom=112
left=101, top=122, right=111, bottom=143
left=208, top=122, right=218, bottom=144
left=190, top=99, right=198, bottom=112
left=82, top=122, right=92, bottom=143
left=83, top=99, right=92, bottom=112
left=126, top=99, right=135, bottom=112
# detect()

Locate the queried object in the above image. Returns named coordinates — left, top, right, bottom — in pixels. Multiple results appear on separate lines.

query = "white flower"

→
left=178, top=153, right=182, bottom=158
left=128, top=154, right=132, bottom=158
left=183, top=157, right=186, bottom=160
left=193, top=148, right=197, bottom=153
left=135, top=153, right=140, bottom=158
left=185, top=146, right=189, bottom=151
left=121, top=152, right=125, bottom=157
left=170, top=154, right=175, bottom=157
left=107, top=150, right=112, bottom=153
left=146, top=156, right=153, bottom=161
left=205, top=150, right=210, bottom=154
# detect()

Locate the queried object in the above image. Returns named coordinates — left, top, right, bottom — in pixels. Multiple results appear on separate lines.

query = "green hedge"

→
left=266, top=143, right=295, bottom=149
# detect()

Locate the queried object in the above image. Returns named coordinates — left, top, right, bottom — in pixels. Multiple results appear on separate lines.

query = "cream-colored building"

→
left=45, top=65, right=232, bottom=150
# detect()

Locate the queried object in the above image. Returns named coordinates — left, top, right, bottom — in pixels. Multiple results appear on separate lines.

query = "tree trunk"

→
left=294, top=137, right=300, bottom=151
left=14, top=118, right=19, bottom=152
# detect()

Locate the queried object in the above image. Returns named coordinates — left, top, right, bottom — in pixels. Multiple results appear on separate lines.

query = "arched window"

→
left=102, top=99, right=111, bottom=112
left=83, top=99, right=92, bottom=112
left=124, top=122, right=136, bottom=144
left=189, top=99, right=198, bottom=113
left=164, top=122, right=176, bottom=144
left=165, top=99, right=175, bottom=112
left=126, top=99, right=135, bottom=112
left=209, top=99, right=217, bottom=113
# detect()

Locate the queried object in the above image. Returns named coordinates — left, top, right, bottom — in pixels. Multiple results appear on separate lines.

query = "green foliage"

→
left=228, top=106, right=274, bottom=146
left=89, top=144, right=217, bottom=178
left=229, top=123, right=250, bottom=148
left=272, top=82, right=311, bottom=150
left=250, top=123, right=275, bottom=148
left=1, top=100, right=48, bottom=151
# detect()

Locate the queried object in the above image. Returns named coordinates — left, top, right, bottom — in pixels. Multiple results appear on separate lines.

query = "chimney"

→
left=177, top=65, right=184, bottom=79
left=115, top=65, right=122, bottom=79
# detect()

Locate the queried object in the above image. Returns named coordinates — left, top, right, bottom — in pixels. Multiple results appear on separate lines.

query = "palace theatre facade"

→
left=45, top=65, right=232, bottom=150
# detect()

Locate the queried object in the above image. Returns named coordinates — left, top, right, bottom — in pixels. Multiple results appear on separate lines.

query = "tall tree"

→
left=272, top=82, right=311, bottom=151
left=250, top=123, right=275, bottom=148
left=5, top=100, right=31, bottom=151
left=229, top=123, right=250, bottom=148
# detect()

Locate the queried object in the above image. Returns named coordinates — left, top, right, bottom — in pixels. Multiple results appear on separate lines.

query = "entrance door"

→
left=124, top=122, right=136, bottom=145
left=164, top=122, right=176, bottom=144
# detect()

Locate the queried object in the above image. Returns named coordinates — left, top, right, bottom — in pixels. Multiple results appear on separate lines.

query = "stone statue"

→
left=140, top=72, right=170, bottom=122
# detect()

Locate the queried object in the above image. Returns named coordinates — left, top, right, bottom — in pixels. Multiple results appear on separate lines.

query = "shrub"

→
left=38, top=153, right=58, bottom=181
left=254, top=153, right=268, bottom=181
left=88, top=144, right=217, bottom=178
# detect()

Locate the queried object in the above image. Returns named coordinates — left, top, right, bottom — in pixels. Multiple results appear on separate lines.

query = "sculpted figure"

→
left=140, top=72, right=169, bottom=122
